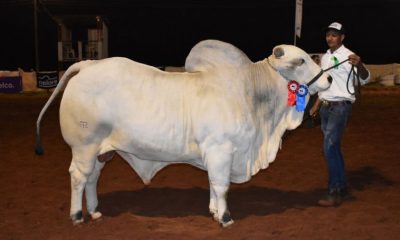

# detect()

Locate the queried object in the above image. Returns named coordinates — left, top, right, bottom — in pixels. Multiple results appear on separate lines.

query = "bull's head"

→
left=268, top=45, right=331, bottom=94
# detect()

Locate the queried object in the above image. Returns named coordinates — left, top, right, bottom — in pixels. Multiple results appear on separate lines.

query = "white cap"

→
left=326, top=22, right=345, bottom=34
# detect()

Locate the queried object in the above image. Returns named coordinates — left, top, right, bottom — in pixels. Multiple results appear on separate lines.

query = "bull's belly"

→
left=120, top=144, right=202, bottom=163
left=107, top=117, right=203, bottom=162
left=117, top=148, right=205, bottom=184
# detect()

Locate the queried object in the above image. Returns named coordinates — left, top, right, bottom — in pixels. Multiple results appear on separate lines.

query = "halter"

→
left=306, top=69, right=324, bottom=87
left=266, top=58, right=326, bottom=88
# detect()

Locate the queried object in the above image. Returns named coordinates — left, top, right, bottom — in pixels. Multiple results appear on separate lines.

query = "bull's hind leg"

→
left=85, top=159, right=105, bottom=221
left=204, top=142, right=234, bottom=227
left=69, top=145, right=98, bottom=225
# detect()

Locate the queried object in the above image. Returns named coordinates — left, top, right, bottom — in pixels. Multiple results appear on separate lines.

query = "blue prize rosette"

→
left=295, top=84, right=308, bottom=112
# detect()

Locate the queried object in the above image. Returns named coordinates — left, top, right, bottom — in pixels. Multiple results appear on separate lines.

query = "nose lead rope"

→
left=323, top=58, right=349, bottom=72
left=306, top=69, right=324, bottom=87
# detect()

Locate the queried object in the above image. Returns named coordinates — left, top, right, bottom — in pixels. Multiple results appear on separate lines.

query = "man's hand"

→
left=348, top=54, right=369, bottom=80
left=348, top=54, right=362, bottom=67
left=309, top=98, right=321, bottom=117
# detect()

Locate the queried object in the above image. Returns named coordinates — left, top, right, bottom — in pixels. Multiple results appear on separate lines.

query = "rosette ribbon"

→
left=295, top=84, right=309, bottom=112
left=287, top=80, right=299, bottom=106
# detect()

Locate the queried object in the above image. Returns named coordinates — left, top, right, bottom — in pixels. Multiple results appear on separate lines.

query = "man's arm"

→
left=348, top=54, right=369, bottom=80
left=309, top=97, right=321, bottom=117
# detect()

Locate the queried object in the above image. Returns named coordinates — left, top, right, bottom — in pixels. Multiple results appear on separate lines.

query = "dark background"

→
left=1, top=0, right=399, bottom=71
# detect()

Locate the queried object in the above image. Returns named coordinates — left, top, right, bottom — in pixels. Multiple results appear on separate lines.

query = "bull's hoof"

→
left=220, top=212, right=234, bottom=228
left=90, top=211, right=102, bottom=221
left=221, top=218, right=234, bottom=228
left=209, top=209, right=219, bottom=221
left=72, top=218, right=84, bottom=225
left=71, top=211, right=84, bottom=225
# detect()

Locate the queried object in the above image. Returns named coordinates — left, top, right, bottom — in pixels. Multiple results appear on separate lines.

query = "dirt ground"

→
left=1, top=89, right=399, bottom=240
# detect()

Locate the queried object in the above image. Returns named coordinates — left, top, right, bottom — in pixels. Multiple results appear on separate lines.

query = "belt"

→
left=321, top=100, right=352, bottom=107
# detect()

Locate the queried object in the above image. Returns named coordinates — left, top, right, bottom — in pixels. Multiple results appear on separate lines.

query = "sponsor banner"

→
left=0, top=76, right=23, bottom=93
left=37, top=71, right=59, bottom=89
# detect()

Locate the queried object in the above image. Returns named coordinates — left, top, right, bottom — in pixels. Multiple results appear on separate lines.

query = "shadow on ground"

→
left=98, top=166, right=393, bottom=220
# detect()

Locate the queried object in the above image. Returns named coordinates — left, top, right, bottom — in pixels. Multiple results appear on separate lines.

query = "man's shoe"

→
left=318, top=192, right=342, bottom=207
left=338, top=189, right=353, bottom=203
left=318, top=188, right=352, bottom=207
left=338, top=188, right=351, bottom=200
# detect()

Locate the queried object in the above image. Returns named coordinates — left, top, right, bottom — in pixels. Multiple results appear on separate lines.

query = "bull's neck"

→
left=249, top=60, right=287, bottom=116
left=249, top=61, right=271, bottom=101
left=250, top=60, right=294, bottom=165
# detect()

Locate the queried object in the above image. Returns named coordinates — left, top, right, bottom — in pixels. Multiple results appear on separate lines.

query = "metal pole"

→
left=293, top=0, right=297, bottom=46
left=34, top=0, right=39, bottom=71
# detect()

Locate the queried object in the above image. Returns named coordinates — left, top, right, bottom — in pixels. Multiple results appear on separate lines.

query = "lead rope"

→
left=323, top=58, right=361, bottom=95
left=347, top=65, right=361, bottom=96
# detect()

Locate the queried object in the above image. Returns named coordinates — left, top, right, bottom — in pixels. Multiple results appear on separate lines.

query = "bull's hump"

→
left=185, top=40, right=252, bottom=72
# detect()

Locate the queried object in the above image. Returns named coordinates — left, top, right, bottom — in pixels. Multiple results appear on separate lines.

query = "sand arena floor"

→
left=0, top=90, right=399, bottom=240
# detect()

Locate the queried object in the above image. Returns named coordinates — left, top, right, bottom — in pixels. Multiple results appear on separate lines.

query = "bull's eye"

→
left=292, top=58, right=305, bottom=67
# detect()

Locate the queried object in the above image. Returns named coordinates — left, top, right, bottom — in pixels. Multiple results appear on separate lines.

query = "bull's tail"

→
left=35, top=61, right=92, bottom=155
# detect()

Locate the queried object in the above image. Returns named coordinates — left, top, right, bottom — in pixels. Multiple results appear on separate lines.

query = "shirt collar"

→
left=327, top=44, right=346, bottom=55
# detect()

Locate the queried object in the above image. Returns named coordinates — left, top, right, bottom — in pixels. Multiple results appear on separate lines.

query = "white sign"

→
left=295, top=0, right=303, bottom=38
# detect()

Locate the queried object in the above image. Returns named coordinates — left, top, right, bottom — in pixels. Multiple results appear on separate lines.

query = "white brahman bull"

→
left=35, top=40, right=331, bottom=227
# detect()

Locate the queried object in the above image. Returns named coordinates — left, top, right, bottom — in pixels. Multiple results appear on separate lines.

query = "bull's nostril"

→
left=327, top=75, right=333, bottom=83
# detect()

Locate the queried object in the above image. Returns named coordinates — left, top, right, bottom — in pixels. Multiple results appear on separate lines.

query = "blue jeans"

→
left=319, top=102, right=352, bottom=192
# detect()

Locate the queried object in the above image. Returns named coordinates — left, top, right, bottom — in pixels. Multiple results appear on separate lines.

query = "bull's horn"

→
left=273, top=47, right=284, bottom=58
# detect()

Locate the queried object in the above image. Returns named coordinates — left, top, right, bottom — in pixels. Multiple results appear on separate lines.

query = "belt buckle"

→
left=322, top=100, right=329, bottom=107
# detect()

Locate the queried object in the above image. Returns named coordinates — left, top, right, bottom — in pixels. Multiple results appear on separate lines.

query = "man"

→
left=310, top=22, right=370, bottom=207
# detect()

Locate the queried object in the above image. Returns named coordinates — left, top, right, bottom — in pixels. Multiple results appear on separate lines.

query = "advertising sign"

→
left=0, top=76, right=23, bottom=93
left=37, top=71, right=59, bottom=89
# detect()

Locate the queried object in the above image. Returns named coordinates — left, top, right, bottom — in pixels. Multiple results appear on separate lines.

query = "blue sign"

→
left=37, top=71, right=59, bottom=89
left=0, top=76, right=23, bottom=93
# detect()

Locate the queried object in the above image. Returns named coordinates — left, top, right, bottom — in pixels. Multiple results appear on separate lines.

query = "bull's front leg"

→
left=204, top=142, right=234, bottom=227
left=208, top=183, right=218, bottom=221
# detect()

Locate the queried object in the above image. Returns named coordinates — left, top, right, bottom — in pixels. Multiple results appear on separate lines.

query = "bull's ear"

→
left=291, top=58, right=305, bottom=67
left=273, top=47, right=285, bottom=58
